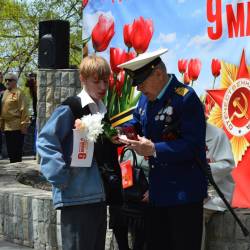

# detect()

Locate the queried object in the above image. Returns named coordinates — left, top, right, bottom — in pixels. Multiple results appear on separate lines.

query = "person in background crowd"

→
left=25, top=72, right=38, bottom=159
left=202, top=123, right=235, bottom=250
left=118, top=48, right=208, bottom=250
left=0, top=71, right=6, bottom=159
left=25, top=72, right=37, bottom=118
left=0, top=73, right=30, bottom=163
left=0, top=71, right=6, bottom=93
left=37, top=55, right=122, bottom=250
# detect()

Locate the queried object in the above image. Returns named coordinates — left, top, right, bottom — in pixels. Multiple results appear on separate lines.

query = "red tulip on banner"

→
left=131, top=16, right=154, bottom=54
left=211, top=59, right=221, bottom=77
left=82, top=0, right=88, bottom=8
left=183, top=72, right=190, bottom=85
left=126, top=51, right=136, bottom=61
left=116, top=70, right=125, bottom=96
left=188, top=58, right=202, bottom=85
left=109, top=72, right=115, bottom=90
left=178, top=59, right=188, bottom=74
left=123, top=24, right=133, bottom=48
left=92, top=14, right=115, bottom=52
left=211, top=58, right=221, bottom=88
left=110, top=48, right=127, bottom=74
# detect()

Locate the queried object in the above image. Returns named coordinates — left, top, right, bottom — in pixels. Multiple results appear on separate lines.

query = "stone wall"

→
left=37, top=69, right=81, bottom=133
left=0, top=193, right=59, bottom=250
left=0, top=162, right=60, bottom=250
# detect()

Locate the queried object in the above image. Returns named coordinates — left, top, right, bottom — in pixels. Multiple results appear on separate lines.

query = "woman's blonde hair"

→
left=79, top=55, right=111, bottom=79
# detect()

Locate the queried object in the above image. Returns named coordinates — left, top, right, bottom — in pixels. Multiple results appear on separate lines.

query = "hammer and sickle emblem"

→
left=230, top=92, right=249, bottom=121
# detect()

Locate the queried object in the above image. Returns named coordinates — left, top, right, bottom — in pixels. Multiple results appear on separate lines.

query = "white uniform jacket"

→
left=204, top=123, right=235, bottom=211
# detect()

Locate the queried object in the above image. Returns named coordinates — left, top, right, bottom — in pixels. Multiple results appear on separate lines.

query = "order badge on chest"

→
left=154, top=105, right=174, bottom=123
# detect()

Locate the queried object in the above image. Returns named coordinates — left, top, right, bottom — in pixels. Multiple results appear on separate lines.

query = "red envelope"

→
left=120, top=159, right=133, bottom=189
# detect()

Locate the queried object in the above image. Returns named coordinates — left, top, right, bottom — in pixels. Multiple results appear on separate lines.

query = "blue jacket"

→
left=37, top=105, right=105, bottom=209
left=127, top=74, right=208, bottom=206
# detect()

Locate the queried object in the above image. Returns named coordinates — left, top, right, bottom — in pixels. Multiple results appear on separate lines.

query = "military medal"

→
left=160, top=114, right=165, bottom=121
left=166, top=106, right=173, bottom=115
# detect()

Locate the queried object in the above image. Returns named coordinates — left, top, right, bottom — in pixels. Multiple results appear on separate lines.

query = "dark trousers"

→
left=5, top=130, right=24, bottom=163
left=61, top=203, right=107, bottom=250
left=110, top=205, right=147, bottom=250
left=113, top=222, right=147, bottom=250
left=147, top=201, right=203, bottom=250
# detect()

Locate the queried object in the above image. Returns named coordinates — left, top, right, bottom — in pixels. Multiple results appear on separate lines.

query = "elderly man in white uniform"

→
left=202, top=123, right=235, bottom=250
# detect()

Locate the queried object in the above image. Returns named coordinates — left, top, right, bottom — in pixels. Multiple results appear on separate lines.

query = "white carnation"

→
left=81, top=113, right=104, bottom=142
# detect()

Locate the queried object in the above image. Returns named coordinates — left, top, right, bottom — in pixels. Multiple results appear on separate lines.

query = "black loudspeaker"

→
left=38, top=20, right=70, bottom=69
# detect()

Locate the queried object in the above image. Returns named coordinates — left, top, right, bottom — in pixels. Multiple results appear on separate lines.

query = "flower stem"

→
left=212, top=77, right=216, bottom=89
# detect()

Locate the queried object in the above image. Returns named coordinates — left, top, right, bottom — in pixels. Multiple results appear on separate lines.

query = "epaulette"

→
left=175, top=87, right=189, bottom=96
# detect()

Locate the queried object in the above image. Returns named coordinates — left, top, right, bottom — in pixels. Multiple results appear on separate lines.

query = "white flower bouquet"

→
left=74, top=113, right=104, bottom=142
left=71, top=113, right=104, bottom=167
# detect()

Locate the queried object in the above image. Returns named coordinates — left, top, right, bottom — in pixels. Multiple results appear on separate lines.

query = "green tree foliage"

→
left=0, top=0, right=83, bottom=77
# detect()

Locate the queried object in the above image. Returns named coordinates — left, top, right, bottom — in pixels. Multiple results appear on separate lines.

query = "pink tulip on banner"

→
left=92, top=14, right=115, bottom=52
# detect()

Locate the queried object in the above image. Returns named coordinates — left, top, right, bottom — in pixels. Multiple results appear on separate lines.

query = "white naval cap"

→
left=118, top=48, right=168, bottom=86
left=119, top=48, right=168, bottom=71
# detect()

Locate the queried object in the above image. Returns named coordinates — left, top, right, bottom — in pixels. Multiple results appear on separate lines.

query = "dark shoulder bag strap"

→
left=61, top=96, right=91, bottom=119
left=120, top=147, right=138, bottom=169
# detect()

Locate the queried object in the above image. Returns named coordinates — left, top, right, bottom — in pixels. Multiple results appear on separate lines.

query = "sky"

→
left=83, top=0, right=250, bottom=96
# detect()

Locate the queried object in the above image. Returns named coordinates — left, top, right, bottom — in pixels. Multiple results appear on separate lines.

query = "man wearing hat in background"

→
left=118, top=49, right=208, bottom=250
left=0, top=73, right=30, bottom=163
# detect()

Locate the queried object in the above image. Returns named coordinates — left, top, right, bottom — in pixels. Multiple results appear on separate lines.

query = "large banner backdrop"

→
left=82, top=0, right=250, bottom=208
